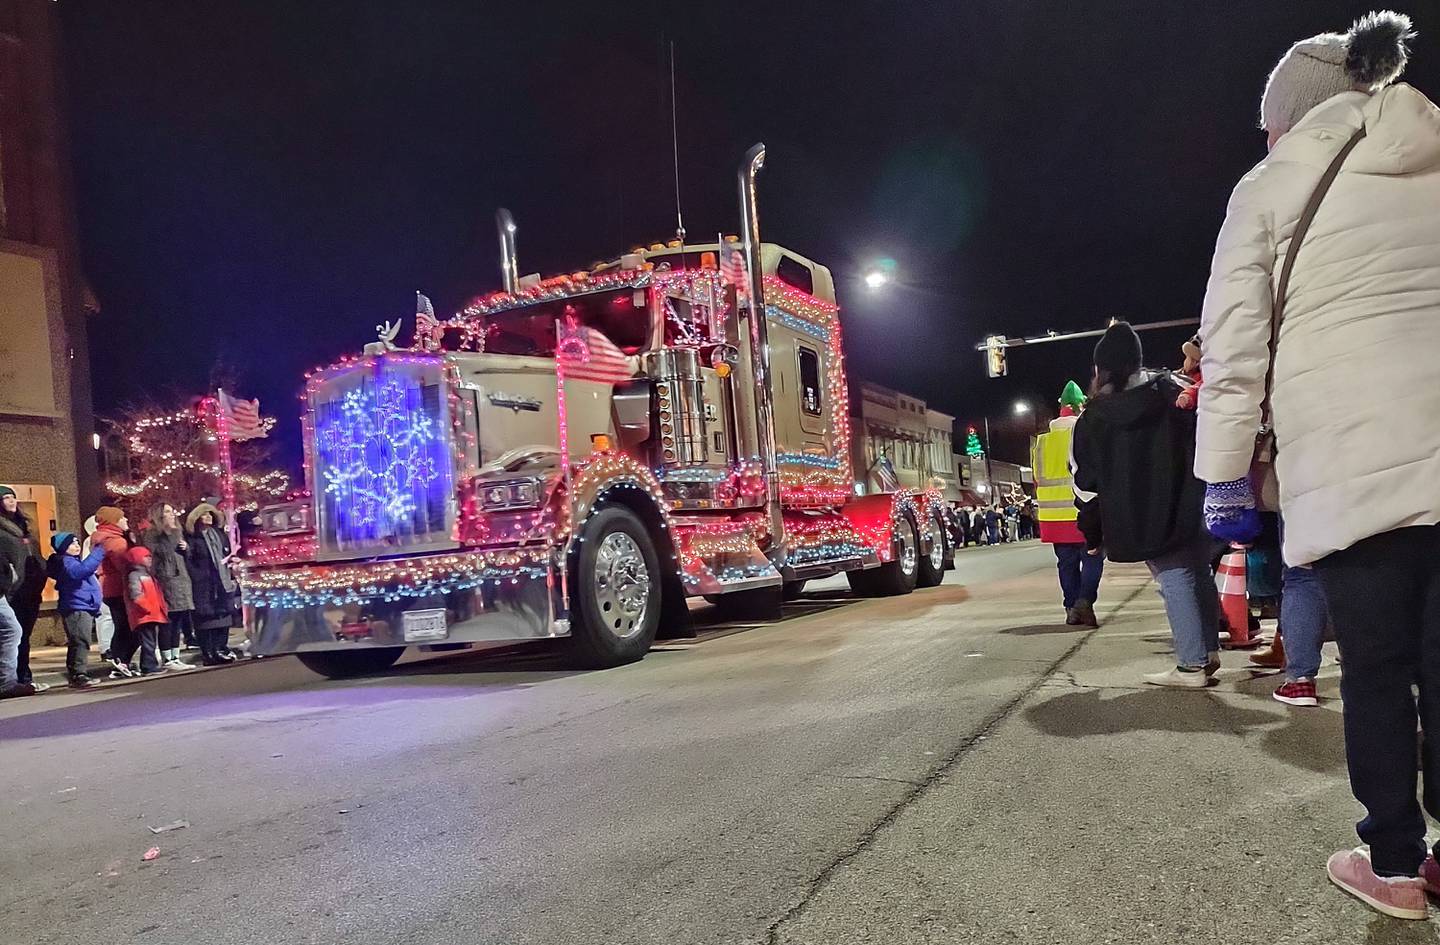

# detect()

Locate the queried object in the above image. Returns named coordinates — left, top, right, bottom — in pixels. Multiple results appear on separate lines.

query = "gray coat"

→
left=141, top=527, right=194, bottom=612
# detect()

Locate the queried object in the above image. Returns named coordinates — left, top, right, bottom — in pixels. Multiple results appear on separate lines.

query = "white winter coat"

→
left=1197, top=83, right=1440, bottom=566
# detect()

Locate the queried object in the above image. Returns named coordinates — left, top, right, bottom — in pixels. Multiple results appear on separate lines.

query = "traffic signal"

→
left=985, top=335, right=1008, bottom=378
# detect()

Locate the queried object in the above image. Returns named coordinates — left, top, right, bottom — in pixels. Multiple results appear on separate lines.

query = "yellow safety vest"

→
left=1032, top=424, right=1077, bottom=524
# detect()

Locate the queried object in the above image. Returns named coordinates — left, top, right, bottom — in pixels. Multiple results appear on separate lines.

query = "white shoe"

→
left=108, top=669, right=130, bottom=680
left=108, top=658, right=135, bottom=678
left=164, top=659, right=193, bottom=671
left=1144, top=666, right=1216, bottom=689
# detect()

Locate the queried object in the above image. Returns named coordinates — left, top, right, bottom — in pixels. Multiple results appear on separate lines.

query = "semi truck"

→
left=241, top=144, right=954, bottom=677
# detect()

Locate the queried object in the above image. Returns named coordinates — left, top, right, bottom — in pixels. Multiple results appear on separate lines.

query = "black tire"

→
left=917, top=511, right=948, bottom=588
left=847, top=514, right=920, bottom=597
left=568, top=506, right=662, bottom=668
left=296, top=647, right=405, bottom=679
left=782, top=580, right=808, bottom=601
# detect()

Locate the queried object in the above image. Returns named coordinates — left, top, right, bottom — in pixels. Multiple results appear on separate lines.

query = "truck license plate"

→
left=402, top=609, right=449, bottom=642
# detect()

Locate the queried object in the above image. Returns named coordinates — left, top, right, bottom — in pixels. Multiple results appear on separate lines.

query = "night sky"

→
left=56, top=1, right=1440, bottom=465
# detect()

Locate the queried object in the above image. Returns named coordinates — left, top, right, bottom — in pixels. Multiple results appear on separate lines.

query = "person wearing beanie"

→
left=122, top=546, right=165, bottom=676
left=1031, top=380, right=1103, bottom=626
left=1071, top=322, right=1218, bottom=686
left=0, top=485, right=48, bottom=692
left=45, top=531, right=106, bottom=689
left=0, top=493, right=34, bottom=698
left=1196, top=10, right=1440, bottom=917
left=91, top=506, right=139, bottom=678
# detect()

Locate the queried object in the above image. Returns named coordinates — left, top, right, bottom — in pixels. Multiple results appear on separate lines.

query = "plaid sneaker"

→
left=1273, top=678, right=1319, bottom=707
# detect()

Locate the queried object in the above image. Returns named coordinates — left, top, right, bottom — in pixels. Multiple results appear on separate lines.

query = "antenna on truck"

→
left=668, top=40, right=687, bottom=263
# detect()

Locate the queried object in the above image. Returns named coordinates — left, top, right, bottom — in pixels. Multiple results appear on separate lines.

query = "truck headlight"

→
left=479, top=478, right=543, bottom=511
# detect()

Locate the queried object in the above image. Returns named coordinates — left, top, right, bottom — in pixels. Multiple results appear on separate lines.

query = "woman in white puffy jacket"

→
left=1196, top=11, right=1440, bottom=919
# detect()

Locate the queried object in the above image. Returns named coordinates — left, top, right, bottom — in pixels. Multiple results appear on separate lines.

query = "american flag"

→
left=217, top=390, right=266, bottom=441
left=719, top=239, right=748, bottom=300
left=556, top=322, right=632, bottom=384
left=413, top=291, right=441, bottom=351
left=872, top=455, right=900, bottom=492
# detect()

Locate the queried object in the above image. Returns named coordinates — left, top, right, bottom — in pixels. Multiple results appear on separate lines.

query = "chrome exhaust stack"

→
left=496, top=208, right=519, bottom=294
left=737, top=142, right=785, bottom=564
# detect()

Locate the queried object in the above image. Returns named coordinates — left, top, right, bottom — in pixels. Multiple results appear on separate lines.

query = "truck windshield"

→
left=481, top=288, right=651, bottom=356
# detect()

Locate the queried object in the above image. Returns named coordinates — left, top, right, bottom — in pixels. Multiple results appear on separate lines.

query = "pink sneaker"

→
left=1328, top=848, right=1428, bottom=919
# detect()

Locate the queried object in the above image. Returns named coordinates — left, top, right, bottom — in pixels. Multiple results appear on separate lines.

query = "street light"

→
left=863, top=269, right=889, bottom=290
left=1013, top=400, right=1032, bottom=416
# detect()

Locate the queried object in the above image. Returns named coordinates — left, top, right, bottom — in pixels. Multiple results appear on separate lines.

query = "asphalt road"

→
left=0, top=544, right=1397, bottom=944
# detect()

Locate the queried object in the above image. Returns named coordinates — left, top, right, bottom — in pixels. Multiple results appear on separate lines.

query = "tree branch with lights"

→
left=100, top=397, right=291, bottom=521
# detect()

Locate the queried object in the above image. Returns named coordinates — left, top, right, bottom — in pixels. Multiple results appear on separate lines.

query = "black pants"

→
left=103, top=597, right=133, bottom=663
left=10, top=586, right=40, bottom=684
left=61, top=612, right=94, bottom=680
left=1316, top=525, right=1440, bottom=877
left=159, top=615, right=183, bottom=652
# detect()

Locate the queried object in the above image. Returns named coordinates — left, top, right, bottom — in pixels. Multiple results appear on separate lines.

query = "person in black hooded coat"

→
left=183, top=503, right=240, bottom=665
left=1071, top=322, right=1220, bottom=690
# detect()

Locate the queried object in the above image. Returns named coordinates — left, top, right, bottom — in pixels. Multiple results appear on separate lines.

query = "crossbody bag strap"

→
left=1261, top=125, right=1366, bottom=431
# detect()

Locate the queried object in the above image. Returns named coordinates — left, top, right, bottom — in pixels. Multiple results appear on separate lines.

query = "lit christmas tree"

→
left=101, top=397, right=290, bottom=523
left=965, top=426, right=984, bottom=457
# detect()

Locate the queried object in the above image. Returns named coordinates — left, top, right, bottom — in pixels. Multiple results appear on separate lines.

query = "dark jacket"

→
left=141, top=527, right=194, bottom=611
left=1071, top=372, right=1204, bottom=563
left=0, top=518, right=26, bottom=600
left=184, top=525, right=238, bottom=631
left=46, top=547, right=105, bottom=615
left=0, top=513, right=44, bottom=608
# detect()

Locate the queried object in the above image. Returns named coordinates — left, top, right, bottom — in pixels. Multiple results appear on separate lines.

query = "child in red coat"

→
left=124, top=547, right=167, bottom=675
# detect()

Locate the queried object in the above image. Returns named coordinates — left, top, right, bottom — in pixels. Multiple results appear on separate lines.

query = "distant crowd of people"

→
left=0, top=494, right=242, bottom=695
left=951, top=501, right=1037, bottom=549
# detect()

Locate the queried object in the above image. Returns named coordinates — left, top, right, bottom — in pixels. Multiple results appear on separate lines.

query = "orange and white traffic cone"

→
left=1216, top=547, right=1260, bottom=649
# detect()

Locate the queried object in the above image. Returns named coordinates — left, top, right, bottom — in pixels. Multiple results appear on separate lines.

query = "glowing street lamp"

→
left=863, top=269, right=889, bottom=290
left=1013, top=400, right=1032, bottom=416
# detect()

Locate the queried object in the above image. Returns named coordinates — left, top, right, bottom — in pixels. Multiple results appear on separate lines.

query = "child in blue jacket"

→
left=46, top=532, right=105, bottom=689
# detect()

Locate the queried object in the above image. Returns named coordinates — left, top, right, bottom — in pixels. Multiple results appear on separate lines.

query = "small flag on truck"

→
left=556, top=322, right=632, bottom=384
left=720, top=239, right=748, bottom=301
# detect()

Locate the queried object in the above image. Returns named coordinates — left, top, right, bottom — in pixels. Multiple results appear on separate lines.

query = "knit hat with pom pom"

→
left=1261, top=10, right=1415, bottom=133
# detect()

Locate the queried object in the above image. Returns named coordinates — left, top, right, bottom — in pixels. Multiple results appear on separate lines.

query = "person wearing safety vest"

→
left=1031, top=380, right=1103, bottom=626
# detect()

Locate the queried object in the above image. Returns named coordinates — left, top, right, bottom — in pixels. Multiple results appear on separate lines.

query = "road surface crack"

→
left=763, top=579, right=1152, bottom=944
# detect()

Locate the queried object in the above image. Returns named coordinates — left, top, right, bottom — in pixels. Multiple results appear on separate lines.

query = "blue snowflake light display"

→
left=314, top=368, right=451, bottom=546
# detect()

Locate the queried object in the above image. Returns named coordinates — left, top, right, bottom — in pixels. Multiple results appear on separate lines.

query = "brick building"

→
left=0, top=0, right=100, bottom=622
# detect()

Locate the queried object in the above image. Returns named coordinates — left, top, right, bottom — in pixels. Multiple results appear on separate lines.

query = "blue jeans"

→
left=0, top=597, right=21, bottom=692
left=1147, top=535, right=1222, bottom=668
left=1281, top=563, right=1328, bottom=680
left=1054, top=543, right=1104, bottom=608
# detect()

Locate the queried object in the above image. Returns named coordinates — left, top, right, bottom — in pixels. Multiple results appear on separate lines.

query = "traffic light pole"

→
left=976, top=318, right=1199, bottom=355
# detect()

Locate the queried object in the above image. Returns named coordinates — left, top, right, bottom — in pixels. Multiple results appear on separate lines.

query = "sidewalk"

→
left=770, top=566, right=1398, bottom=943
left=24, top=628, right=250, bottom=690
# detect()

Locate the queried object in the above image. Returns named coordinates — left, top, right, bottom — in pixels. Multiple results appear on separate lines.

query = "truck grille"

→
left=309, top=358, right=455, bottom=558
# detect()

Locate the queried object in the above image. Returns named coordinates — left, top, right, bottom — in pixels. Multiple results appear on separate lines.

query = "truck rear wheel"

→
left=847, top=513, right=920, bottom=597
left=917, top=511, right=948, bottom=588
left=296, top=647, right=405, bottom=679
left=568, top=506, right=662, bottom=668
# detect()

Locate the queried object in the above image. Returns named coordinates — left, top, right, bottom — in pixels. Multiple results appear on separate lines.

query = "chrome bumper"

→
left=242, top=550, right=566, bottom=656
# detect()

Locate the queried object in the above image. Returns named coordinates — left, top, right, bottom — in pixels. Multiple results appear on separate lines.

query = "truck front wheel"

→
left=568, top=506, right=662, bottom=668
left=847, top=513, right=920, bottom=598
left=296, top=647, right=405, bottom=679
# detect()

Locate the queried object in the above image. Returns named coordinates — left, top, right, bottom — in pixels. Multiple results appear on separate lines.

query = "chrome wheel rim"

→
left=593, top=532, right=651, bottom=640
left=898, top=519, right=918, bottom=577
left=928, top=518, right=945, bottom=572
